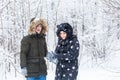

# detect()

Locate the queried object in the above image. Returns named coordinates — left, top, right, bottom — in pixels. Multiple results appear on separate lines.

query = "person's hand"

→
left=46, top=51, right=55, bottom=61
left=52, top=58, right=58, bottom=64
left=21, top=67, right=27, bottom=76
left=46, top=51, right=58, bottom=64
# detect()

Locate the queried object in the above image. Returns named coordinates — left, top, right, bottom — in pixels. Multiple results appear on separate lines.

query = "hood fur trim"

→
left=28, top=18, right=47, bottom=35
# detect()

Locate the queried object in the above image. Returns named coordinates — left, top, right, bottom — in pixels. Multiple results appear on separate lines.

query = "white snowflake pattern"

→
left=58, top=73, right=60, bottom=76
left=71, top=45, right=73, bottom=49
left=72, top=66, right=75, bottom=69
left=67, top=68, right=70, bottom=71
left=58, top=45, right=60, bottom=47
left=70, top=40, right=72, bottom=43
left=63, top=53, right=66, bottom=55
left=76, top=47, right=79, bottom=50
left=76, top=41, right=79, bottom=43
left=68, top=60, right=71, bottom=63
left=67, top=51, right=70, bottom=53
left=69, top=73, right=72, bottom=77
left=61, top=65, right=65, bottom=68
left=65, top=58, right=69, bottom=60
left=63, top=74, right=66, bottom=77
left=60, top=63, right=62, bottom=66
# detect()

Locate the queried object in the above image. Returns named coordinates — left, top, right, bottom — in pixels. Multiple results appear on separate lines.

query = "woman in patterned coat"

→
left=53, top=23, right=80, bottom=80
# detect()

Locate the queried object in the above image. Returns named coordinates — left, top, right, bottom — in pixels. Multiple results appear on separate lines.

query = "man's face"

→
left=35, top=24, right=42, bottom=34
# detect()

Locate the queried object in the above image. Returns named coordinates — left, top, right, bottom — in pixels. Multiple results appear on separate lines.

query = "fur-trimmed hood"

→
left=28, top=18, right=47, bottom=35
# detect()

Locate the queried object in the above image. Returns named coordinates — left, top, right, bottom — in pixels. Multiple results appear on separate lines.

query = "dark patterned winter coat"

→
left=55, top=23, right=80, bottom=80
left=20, top=19, right=48, bottom=77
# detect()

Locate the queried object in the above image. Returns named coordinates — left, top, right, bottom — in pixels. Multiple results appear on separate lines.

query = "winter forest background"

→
left=0, top=0, right=120, bottom=80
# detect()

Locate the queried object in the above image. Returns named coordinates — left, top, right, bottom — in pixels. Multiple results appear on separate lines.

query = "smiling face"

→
left=35, top=24, right=42, bottom=34
left=60, top=31, right=67, bottom=40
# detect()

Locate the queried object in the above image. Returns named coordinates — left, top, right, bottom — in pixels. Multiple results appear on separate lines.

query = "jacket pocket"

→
left=27, top=63, right=40, bottom=73
left=27, top=58, right=40, bottom=73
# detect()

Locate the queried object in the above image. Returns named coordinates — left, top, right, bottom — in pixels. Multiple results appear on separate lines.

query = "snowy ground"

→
left=6, top=56, right=120, bottom=80
left=6, top=64, right=120, bottom=80
left=47, top=63, right=120, bottom=80
left=1, top=46, right=120, bottom=80
left=78, top=68, right=120, bottom=80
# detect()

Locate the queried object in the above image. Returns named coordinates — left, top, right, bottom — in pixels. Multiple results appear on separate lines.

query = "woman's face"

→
left=60, top=31, right=67, bottom=40
left=35, top=24, right=42, bottom=34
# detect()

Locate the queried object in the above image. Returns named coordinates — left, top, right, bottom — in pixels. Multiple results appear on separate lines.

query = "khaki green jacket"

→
left=20, top=34, right=47, bottom=77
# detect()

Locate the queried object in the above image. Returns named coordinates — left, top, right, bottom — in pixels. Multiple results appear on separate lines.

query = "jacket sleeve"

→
left=44, top=40, right=48, bottom=57
left=20, top=36, right=30, bottom=68
left=57, top=38, right=80, bottom=60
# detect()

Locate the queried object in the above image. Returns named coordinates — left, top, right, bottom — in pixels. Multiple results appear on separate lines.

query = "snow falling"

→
left=0, top=0, right=120, bottom=80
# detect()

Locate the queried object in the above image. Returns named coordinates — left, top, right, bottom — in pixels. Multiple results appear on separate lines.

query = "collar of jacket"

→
left=58, top=39, right=69, bottom=46
left=30, top=33, right=46, bottom=39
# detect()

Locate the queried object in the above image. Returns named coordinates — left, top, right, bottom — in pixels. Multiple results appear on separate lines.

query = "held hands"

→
left=46, top=51, right=58, bottom=64
left=21, top=67, right=27, bottom=76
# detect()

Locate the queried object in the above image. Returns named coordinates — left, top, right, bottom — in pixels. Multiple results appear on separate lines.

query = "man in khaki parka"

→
left=20, top=18, right=48, bottom=80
